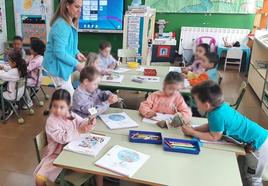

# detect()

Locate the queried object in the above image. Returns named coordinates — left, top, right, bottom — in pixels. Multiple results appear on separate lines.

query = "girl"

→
left=34, top=89, right=103, bottom=186
left=139, top=72, right=192, bottom=124
left=23, top=38, right=46, bottom=108
left=183, top=43, right=210, bottom=74
left=0, top=51, right=27, bottom=101
left=98, top=41, right=117, bottom=72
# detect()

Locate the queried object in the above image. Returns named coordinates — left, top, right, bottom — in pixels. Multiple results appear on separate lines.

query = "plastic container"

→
left=127, top=62, right=139, bottom=69
left=163, top=138, right=200, bottom=155
left=129, top=130, right=162, bottom=144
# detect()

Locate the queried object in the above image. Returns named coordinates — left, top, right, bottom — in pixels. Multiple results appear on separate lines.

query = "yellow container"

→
left=127, top=62, right=139, bottom=69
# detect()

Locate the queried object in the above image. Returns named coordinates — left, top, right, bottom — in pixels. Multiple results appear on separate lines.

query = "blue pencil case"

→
left=129, top=130, right=162, bottom=144
left=163, top=138, right=200, bottom=155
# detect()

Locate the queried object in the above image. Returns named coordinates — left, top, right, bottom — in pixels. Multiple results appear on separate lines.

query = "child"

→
left=98, top=41, right=117, bottom=72
left=0, top=51, right=27, bottom=101
left=72, top=66, right=119, bottom=118
left=182, top=80, right=268, bottom=186
left=139, top=71, right=192, bottom=123
left=200, top=52, right=219, bottom=82
left=4, top=36, right=26, bottom=62
left=34, top=89, right=103, bottom=186
left=23, top=38, right=46, bottom=108
left=183, top=43, right=210, bottom=74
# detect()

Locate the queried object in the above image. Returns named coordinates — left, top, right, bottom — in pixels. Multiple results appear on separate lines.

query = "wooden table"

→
left=94, top=108, right=245, bottom=156
left=54, top=133, right=242, bottom=186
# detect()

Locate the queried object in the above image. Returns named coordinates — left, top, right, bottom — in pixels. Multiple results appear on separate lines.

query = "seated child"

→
left=72, top=66, right=119, bottom=118
left=139, top=72, right=192, bottom=124
left=0, top=51, right=27, bottom=101
left=23, top=38, right=46, bottom=108
left=182, top=80, right=268, bottom=186
left=98, top=41, right=117, bottom=73
left=183, top=43, right=210, bottom=74
left=200, top=52, right=219, bottom=82
left=34, top=89, right=103, bottom=186
left=4, top=36, right=26, bottom=63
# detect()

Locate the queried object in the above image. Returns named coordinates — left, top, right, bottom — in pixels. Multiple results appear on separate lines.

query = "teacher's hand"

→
left=76, top=62, right=85, bottom=72
left=77, top=53, right=87, bottom=62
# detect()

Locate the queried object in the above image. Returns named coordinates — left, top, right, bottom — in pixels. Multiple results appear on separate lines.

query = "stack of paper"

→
left=101, top=75, right=124, bottom=83
left=64, top=133, right=111, bottom=157
left=142, top=113, right=174, bottom=124
left=112, top=68, right=131, bottom=74
left=99, top=112, right=139, bottom=129
left=95, top=145, right=150, bottom=177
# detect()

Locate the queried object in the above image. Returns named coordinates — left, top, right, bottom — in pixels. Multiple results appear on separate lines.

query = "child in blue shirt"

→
left=200, top=52, right=219, bottom=82
left=98, top=41, right=117, bottom=72
left=182, top=80, right=268, bottom=186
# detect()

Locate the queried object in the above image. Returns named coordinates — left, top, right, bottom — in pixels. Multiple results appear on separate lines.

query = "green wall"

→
left=5, top=0, right=254, bottom=54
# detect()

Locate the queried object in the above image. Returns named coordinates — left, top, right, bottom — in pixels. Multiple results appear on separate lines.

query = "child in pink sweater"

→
left=34, top=89, right=103, bottom=186
left=139, top=72, right=192, bottom=124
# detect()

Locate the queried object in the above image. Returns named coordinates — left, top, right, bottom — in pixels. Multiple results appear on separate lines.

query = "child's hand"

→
left=76, top=62, right=85, bottom=72
left=182, top=68, right=189, bottom=74
left=77, top=53, right=87, bottom=62
left=79, top=118, right=96, bottom=134
left=181, top=124, right=195, bottom=136
left=145, top=111, right=157, bottom=118
left=108, top=94, right=118, bottom=105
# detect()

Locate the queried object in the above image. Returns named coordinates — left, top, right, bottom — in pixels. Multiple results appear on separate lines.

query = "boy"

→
left=98, top=41, right=117, bottom=71
left=182, top=80, right=268, bottom=186
left=4, top=36, right=26, bottom=62
left=200, top=52, right=219, bottom=82
left=72, top=66, right=118, bottom=118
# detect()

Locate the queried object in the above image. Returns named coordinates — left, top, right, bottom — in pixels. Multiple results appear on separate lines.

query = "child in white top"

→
left=98, top=41, right=117, bottom=72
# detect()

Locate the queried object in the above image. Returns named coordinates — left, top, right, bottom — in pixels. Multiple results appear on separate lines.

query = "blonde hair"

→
left=86, top=52, right=99, bottom=67
left=50, top=0, right=79, bottom=27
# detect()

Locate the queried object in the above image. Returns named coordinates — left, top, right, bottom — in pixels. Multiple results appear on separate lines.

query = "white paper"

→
left=112, top=68, right=130, bottom=74
left=132, top=76, right=160, bottom=83
left=142, top=113, right=175, bottom=129
left=184, top=79, right=190, bottom=88
left=99, top=112, right=139, bottom=130
left=95, top=145, right=150, bottom=177
left=64, top=133, right=111, bottom=157
left=101, top=74, right=124, bottom=83
left=169, top=67, right=182, bottom=73
left=136, top=66, right=144, bottom=72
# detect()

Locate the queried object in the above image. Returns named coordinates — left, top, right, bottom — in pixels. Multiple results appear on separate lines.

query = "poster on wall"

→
left=13, top=0, right=53, bottom=43
left=145, top=0, right=263, bottom=14
left=0, top=0, right=7, bottom=53
left=0, top=7, right=3, bottom=32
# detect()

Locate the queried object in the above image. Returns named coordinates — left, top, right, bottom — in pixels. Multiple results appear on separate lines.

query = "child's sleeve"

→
left=98, top=90, right=112, bottom=101
left=73, top=113, right=88, bottom=127
left=208, top=114, right=224, bottom=133
left=176, top=94, right=192, bottom=123
left=108, top=56, right=117, bottom=68
left=139, top=93, right=155, bottom=117
left=27, top=57, right=42, bottom=72
left=52, top=25, right=78, bottom=67
left=0, top=70, right=18, bottom=81
left=45, top=118, right=80, bottom=144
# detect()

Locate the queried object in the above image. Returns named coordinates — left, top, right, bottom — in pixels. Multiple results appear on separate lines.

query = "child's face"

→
left=163, top=82, right=184, bottom=96
left=8, top=60, right=16, bottom=68
left=193, top=95, right=211, bottom=112
left=13, top=40, right=23, bottom=51
left=93, top=58, right=100, bottom=66
left=101, top=47, right=111, bottom=57
left=195, top=46, right=206, bottom=59
left=83, top=76, right=101, bottom=92
left=200, top=56, right=214, bottom=70
left=51, top=100, right=70, bottom=118
left=30, top=48, right=36, bottom=56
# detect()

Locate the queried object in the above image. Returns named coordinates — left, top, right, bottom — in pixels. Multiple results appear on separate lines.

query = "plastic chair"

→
left=40, top=68, right=58, bottom=99
left=224, top=48, right=243, bottom=72
left=3, top=78, right=34, bottom=124
left=117, top=49, right=137, bottom=63
left=263, top=166, right=268, bottom=182
left=230, top=81, right=247, bottom=110
left=195, top=36, right=217, bottom=53
left=34, top=131, right=93, bottom=186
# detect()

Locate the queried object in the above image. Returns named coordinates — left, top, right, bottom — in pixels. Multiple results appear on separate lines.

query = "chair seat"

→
left=64, top=172, right=93, bottom=186
left=263, top=166, right=268, bottom=181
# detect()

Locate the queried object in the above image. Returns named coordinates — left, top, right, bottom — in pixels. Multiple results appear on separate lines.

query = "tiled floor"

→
left=0, top=70, right=268, bottom=186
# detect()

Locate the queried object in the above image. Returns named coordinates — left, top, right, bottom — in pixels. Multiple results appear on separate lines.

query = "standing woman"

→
left=43, top=0, right=86, bottom=96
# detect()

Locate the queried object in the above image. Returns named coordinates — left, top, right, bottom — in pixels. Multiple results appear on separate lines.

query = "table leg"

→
left=0, top=83, right=4, bottom=122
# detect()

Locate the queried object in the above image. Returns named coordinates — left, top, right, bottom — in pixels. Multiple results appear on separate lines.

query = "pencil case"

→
left=144, top=68, right=157, bottom=76
left=129, top=130, right=162, bottom=144
left=163, top=138, right=200, bottom=155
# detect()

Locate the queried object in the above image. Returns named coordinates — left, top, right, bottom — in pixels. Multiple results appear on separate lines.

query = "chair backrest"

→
left=117, top=49, right=137, bottom=63
left=34, top=131, right=48, bottom=163
left=233, top=81, right=247, bottom=110
left=195, top=36, right=217, bottom=53
left=15, top=78, right=27, bottom=101
left=226, top=48, right=243, bottom=60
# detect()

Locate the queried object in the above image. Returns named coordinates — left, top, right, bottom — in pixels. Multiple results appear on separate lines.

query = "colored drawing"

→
left=117, top=150, right=140, bottom=163
left=108, top=114, right=126, bottom=121
left=145, top=0, right=263, bottom=14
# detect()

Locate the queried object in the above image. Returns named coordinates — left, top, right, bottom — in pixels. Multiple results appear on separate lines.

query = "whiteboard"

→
left=0, top=0, right=7, bottom=53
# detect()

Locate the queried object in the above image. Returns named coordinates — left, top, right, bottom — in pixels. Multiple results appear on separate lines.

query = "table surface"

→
left=54, top=132, right=242, bottom=186
left=94, top=108, right=245, bottom=155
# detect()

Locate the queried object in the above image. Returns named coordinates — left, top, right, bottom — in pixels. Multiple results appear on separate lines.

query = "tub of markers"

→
left=163, top=138, right=200, bottom=155
left=129, top=130, right=162, bottom=144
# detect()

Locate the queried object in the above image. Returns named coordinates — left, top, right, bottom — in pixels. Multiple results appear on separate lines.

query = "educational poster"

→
left=145, top=0, right=263, bottom=14
left=13, top=0, right=53, bottom=43
left=0, top=0, right=7, bottom=53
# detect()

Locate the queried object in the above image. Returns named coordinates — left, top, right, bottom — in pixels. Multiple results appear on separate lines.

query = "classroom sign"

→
left=145, top=0, right=263, bottom=14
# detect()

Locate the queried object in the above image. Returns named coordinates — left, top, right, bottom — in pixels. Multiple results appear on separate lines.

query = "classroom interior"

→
left=1, top=0, right=268, bottom=186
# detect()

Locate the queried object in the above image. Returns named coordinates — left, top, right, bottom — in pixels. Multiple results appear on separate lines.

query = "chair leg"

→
left=22, top=97, right=34, bottom=115
left=224, top=60, right=227, bottom=71
left=40, top=86, right=49, bottom=100
left=31, top=88, right=44, bottom=107
left=5, top=101, right=19, bottom=120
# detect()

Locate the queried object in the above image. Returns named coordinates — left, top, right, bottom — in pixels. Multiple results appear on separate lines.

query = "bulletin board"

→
left=13, top=0, right=53, bottom=44
left=0, top=0, right=7, bottom=53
